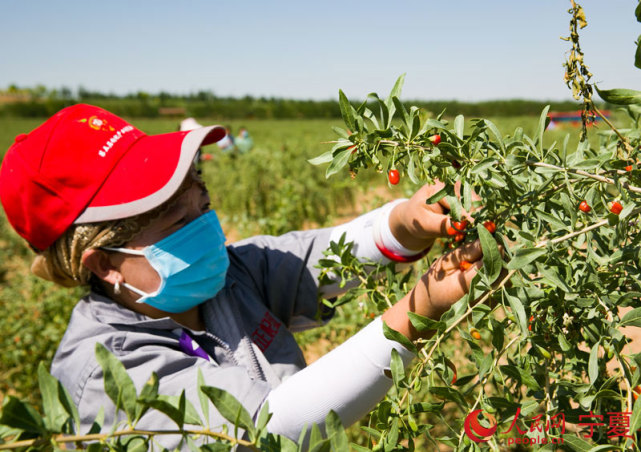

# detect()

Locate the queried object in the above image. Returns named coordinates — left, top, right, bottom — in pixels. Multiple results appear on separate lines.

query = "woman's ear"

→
left=81, top=249, right=121, bottom=285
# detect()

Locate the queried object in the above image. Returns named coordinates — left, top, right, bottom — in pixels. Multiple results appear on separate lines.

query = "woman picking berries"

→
left=0, top=104, right=485, bottom=449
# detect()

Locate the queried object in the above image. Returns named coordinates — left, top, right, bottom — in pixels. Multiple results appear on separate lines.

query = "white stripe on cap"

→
left=74, top=125, right=223, bottom=224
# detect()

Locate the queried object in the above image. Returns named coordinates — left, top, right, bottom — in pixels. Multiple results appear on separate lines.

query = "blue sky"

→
left=1, top=0, right=638, bottom=101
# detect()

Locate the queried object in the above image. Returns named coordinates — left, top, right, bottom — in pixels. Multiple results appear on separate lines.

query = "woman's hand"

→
left=389, top=181, right=478, bottom=251
left=382, top=240, right=482, bottom=342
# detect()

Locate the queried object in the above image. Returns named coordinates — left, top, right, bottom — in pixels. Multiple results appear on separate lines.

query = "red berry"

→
left=633, top=386, right=641, bottom=401
left=446, top=226, right=457, bottom=236
left=528, top=315, right=534, bottom=331
left=388, top=169, right=400, bottom=185
left=609, top=201, right=623, bottom=215
left=483, top=220, right=496, bottom=234
left=201, top=154, right=212, bottom=161
left=470, top=328, right=481, bottom=340
left=451, top=160, right=461, bottom=169
left=626, top=165, right=633, bottom=172
left=454, top=233, right=465, bottom=242
left=452, top=220, right=468, bottom=232
left=429, top=134, right=441, bottom=145
left=459, top=260, right=472, bottom=271
left=579, top=200, right=591, bottom=213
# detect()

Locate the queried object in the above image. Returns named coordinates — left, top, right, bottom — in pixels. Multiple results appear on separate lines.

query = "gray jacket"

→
left=51, top=228, right=334, bottom=449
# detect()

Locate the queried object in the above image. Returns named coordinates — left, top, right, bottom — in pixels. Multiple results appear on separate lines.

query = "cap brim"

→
left=74, top=125, right=225, bottom=224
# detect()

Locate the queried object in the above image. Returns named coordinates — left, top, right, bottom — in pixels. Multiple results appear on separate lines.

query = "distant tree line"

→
left=0, top=85, right=599, bottom=119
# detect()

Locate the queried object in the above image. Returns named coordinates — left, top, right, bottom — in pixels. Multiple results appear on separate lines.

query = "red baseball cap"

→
left=0, top=104, right=225, bottom=251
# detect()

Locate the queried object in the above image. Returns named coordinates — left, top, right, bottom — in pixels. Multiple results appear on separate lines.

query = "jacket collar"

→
left=86, top=292, right=185, bottom=329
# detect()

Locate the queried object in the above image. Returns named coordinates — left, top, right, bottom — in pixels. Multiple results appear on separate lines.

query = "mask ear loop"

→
left=102, top=247, right=150, bottom=301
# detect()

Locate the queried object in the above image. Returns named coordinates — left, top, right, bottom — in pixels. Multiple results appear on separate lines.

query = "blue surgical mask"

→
left=103, top=210, right=229, bottom=313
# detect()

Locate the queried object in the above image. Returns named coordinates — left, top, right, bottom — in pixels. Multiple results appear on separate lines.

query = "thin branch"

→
left=527, top=161, right=641, bottom=195
left=592, top=106, right=635, bottom=153
left=0, top=428, right=258, bottom=451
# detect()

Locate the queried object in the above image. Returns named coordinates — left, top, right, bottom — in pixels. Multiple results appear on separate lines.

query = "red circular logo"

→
left=464, top=409, right=498, bottom=443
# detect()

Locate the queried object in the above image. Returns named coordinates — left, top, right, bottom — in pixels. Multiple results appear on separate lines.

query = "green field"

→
left=0, top=112, right=627, bottom=444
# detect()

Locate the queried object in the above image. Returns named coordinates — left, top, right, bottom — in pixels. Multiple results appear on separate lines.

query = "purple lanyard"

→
left=177, top=330, right=211, bottom=361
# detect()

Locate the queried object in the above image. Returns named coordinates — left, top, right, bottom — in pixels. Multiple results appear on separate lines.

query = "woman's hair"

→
left=31, top=170, right=205, bottom=289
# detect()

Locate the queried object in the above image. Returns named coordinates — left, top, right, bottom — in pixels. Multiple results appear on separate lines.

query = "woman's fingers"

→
left=442, top=240, right=483, bottom=270
left=456, top=259, right=483, bottom=293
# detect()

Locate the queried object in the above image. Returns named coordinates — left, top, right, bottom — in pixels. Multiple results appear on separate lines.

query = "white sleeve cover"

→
left=263, top=317, right=415, bottom=441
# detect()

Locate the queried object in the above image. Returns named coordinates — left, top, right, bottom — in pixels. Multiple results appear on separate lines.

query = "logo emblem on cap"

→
left=78, top=116, right=115, bottom=133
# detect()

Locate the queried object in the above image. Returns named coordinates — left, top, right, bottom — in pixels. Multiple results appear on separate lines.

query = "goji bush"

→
left=1, top=2, right=641, bottom=451
left=311, top=2, right=641, bottom=450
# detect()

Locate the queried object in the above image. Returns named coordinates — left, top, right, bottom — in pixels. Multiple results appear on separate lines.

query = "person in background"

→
left=216, top=125, right=236, bottom=154
left=235, top=127, right=254, bottom=154
left=0, top=104, right=484, bottom=450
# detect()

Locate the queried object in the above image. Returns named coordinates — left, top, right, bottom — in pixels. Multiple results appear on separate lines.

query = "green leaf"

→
left=635, top=35, right=641, bottom=69
left=454, top=115, right=464, bottom=139
left=470, top=158, right=498, bottom=176
left=534, top=209, right=569, bottom=231
left=140, top=394, right=184, bottom=428
left=630, top=388, right=641, bottom=434
left=37, top=363, right=68, bottom=432
left=505, top=293, right=528, bottom=336
left=588, top=341, right=600, bottom=386
left=135, top=372, right=159, bottom=425
left=482, top=120, right=505, bottom=153
left=587, top=446, right=624, bottom=452
left=87, top=407, right=104, bottom=434
left=307, top=150, right=334, bottom=166
left=95, top=343, right=137, bottom=424
left=325, top=147, right=352, bottom=178
left=595, top=86, right=641, bottom=105
left=338, top=90, right=356, bottom=131
left=444, top=195, right=462, bottom=221
left=562, top=434, right=594, bottom=451
left=325, top=410, right=348, bottom=452
left=537, top=265, right=572, bottom=292
left=425, top=185, right=451, bottom=205
left=402, top=152, right=415, bottom=184
left=621, top=307, right=641, bottom=327
left=392, top=97, right=410, bottom=130
left=86, top=443, right=107, bottom=452
left=0, top=397, right=46, bottom=434
left=196, top=369, right=210, bottom=427
left=429, top=387, right=468, bottom=408
left=389, top=349, right=405, bottom=389
left=534, top=105, right=550, bottom=151
left=409, top=402, right=445, bottom=413
left=308, top=424, right=331, bottom=452
left=462, top=180, right=472, bottom=212
left=201, top=386, right=256, bottom=440
left=518, top=367, right=541, bottom=391
left=385, top=418, right=399, bottom=448
left=506, top=247, right=547, bottom=270
left=478, top=226, right=502, bottom=285
left=201, top=443, right=233, bottom=452
left=382, top=320, right=417, bottom=354
left=332, top=126, right=351, bottom=140
left=255, top=401, right=272, bottom=435
left=388, top=74, right=405, bottom=103
left=407, top=311, right=444, bottom=333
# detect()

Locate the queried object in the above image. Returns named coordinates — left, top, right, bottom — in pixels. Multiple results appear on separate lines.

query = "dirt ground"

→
left=607, top=306, right=641, bottom=375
